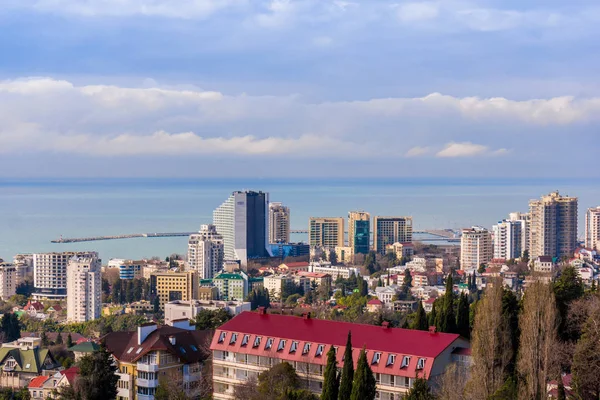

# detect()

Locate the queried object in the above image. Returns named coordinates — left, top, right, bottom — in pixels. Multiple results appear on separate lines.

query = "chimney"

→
left=169, top=336, right=176, bottom=345
left=428, top=326, right=437, bottom=334
left=138, top=323, right=158, bottom=345
left=382, top=321, right=390, bottom=329
left=303, top=312, right=311, bottom=320
left=257, top=306, right=266, bottom=315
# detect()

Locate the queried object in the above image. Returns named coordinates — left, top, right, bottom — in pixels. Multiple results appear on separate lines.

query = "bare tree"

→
left=435, top=363, right=469, bottom=400
left=233, top=376, right=259, bottom=400
left=517, top=281, right=558, bottom=400
left=465, top=280, right=513, bottom=399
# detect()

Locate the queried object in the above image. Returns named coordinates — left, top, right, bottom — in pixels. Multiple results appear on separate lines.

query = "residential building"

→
left=268, top=243, right=309, bottom=259
left=13, top=254, right=33, bottom=286
left=585, top=206, right=600, bottom=251
left=263, top=275, right=295, bottom=300
left=278, top=262, right=310, bottom=273
left=164, top=300, right=251, bottom=325
left=213, top=190, right=269, bottom=267
left=188, top=224, right=225, bottom=280
left=308, top=261, right=360, bottom=280
left=103, top=321, right=211, bottom=400
left=0, top=338, right=60, bottom=389
left=386, top=242, right=415, bottom=261
left=198, top=286, right=219, bottom=301
left=213, top=272, right=249, bottom=301
left=375, top=285, right=399, bottom=304
left=529, top=191, right=578, bottom=259
left=373, top=217, right=413, bottom=254
left=366, top=298, right=383, bottom=312
left=296, top=272, right=331, bottom=288
left=119, top=260, right=145, bottom=280
left=460, top=227, right=493, bottom=270
left=492, top=219, right=524, bottom=260
left=308, top=217, right=344, bottom=248
left=211, top=310, right=470, bottom=399
left=0, top=262, right=16, bottom=300
left=269, top=202, right=290, bottom=244
left=28, top=366, right=79, bottom=399
left=66, top=255, right=102, bottom=323
left=151, top=271, right=198, bottom=310
left=508, top=212, right=531, bottom=253
left=334, top=246, right=353, bottom=264
left=33, top=252, right=99, bottom=300
left=533, top=256, right=556, bottom=274
left=348, top=211, right=370, bottom=255
left=68, top=342, right=100, bottom=361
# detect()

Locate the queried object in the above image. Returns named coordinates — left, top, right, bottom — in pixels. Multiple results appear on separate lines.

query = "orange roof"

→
left=28, top=376, right=49, bottom=388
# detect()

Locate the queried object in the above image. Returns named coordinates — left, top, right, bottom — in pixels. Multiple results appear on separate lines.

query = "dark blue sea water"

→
left=0, top=177, right=598, bottom=261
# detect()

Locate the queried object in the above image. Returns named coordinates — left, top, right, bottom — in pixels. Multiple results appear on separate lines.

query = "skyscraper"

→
left=308, top=217, right=345, bottom=248
left=33, top=251, right=99, bottom=300
left=492, top=219, right=523, bottom=260
left=585, top=206, right=600, bottom=251
left=188, top=224, right=225, bottom=279
left=0, top=262, right=16, bottom=301
left=348, top=211, right=370, bottom=254
left=529, top=191, right=578, bottom=259
left=460, top=226, right=493, bottom=270
left=269, top=202, right=290, bottom=244
left=373, top=216, right=413, bottom=254
left=213, top=191, right=269, bottom=266
left=66, top=255, right=101, bottom=323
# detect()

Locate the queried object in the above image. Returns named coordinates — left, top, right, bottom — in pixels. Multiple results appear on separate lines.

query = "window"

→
left=136, top=347, right=143, bottom=354
left=190, top=345, right=198, bottom=352
left=253, top=336, right=262, bottom=348
left=241, top=334, right=249, bottom=346
left=417, top=358, right=426, bottom=370
left=127, top=347, right=134, bottom=354
left=290, top=341, right=298, bottom=353
left=372, top=352, right=381, bottom=365
left=333, top=346, right=338, bottom=354
left=277, top=339, right=287, bottom=351
left=386, top=354, right=396, bottom=367
left=265, top=338, right=274, bottom=350
left=180, top=346, right=187, bottom=354
left=302, top=343, right=311, bottom=355
left=316, top=344, right=324, bottom=357
left=218, top=332, right=226, bottom=343
left=229, top=333, right=238, bottom=345
left=401, top=356, right=410, bottom=368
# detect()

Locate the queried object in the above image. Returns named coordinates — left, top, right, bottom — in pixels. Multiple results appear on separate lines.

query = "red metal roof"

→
left=211, top=312, right=465, bottom=379
left=28, top=376, right=49, bottom=388
left=282, top=262, right=310, bottom=268
left=367, top=299, right=383, bottom=305
left=60, top=366, right=80, bottom=386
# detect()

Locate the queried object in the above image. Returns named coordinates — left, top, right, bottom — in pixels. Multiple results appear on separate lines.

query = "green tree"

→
left=338, top=331, right=354, bottom=400
left=456, top=293, right=470, bottom=339
left=193, top=309, right=232, bottom=330
left=411, top=301, right=428, bottom=331
left=521, top=249, right=530, bottom=264
left=321, top=346, right=339, bottom=400
left=553, top=266, right=585, bottom=341
left=257, top=362, right=301, bottom=400
left=405, top=375, right=435, bottom=400
left=350, top=347, right=376, bottom=400
left=439, top=276, right=456, bottom=333
left=329, top=250, right=338, bottom=265
left=56, top=332, right=63, bottom=345
left=154, top=379, right=170, bottom=400
left=153, top=296, right=160, bottom=314
left=1, top=313, right=21, bottom=342
left=41, top=331, right=49, bottom=347
left=67, top=333, right=74, bottom=348
left=76, top=346, right=119, bottom=400
left=428, top=302, right=437, bottom=329
left=247, top=288, right=271, bottom=310
left=502, top=289, right=519, bottom=375
left=364, top=251, right=377, bottom=274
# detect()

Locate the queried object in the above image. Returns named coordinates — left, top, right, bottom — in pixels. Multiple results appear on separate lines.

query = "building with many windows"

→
left=188, top=224, right=225, bottom=280
left=373, top=217, right=413, bottom=255
left=213, top=191, right=269, bottom=267
left=348, top=211, right=370, bottom=255
left=151, top=271, right=198, bottom=310
left=213, top=272, right=249, bottom=301
left=492, top=219, right=524, bottom=261
left=119, top=260, right=145, bottom=280
left=164, top=300, right=252, bottom=325
left=585, top=206, right=600, bottom=251
left=529, top=191, right=578, bottom=259
left=33, top=252, right=99, bottom=300
left=308, top=261, right=359, bottom=280
left=269, top=202, right=290, bottom=244
left=0, top=262, right=16, bottom=300
left=66, top=255, right=102, bottom=323
left=103, top=321, right=211, bottom=400
left=460, top=227, right=493, bottom=270
left=210, top=310, right=469, bottom=399
left=308, top=217, right=344, bottom=248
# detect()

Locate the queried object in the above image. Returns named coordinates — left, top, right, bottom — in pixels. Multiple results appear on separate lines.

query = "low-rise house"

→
left=28, top=366, right=79, bottom=399
left=375, top=285, right=399, bottom=304
left=366, top=298, right=383, bottom=313
left=296, top=272, right=331, bottom=288
left=308, top=261, right=360, bottom=280
left=164, top=300, right=251, bottom=325
left=391, top=300, right=418, bottom=313
left=533, top=256, right=556, bottom=274
left=423, top=298, right=436, bottom=313
left=68, top=342, right=100, bottom=361
left=278, top=262, right=310, bottom=273
left=547, top=373, right=573, bottom=399
left=0, top=338, right=60, bottom=389
left=125, top=301, right=154, bottom=315
left=24, top=301, right=44, bottom=316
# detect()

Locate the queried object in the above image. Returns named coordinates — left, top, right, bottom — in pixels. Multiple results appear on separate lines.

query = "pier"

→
left=51, top=232, right=197, bottom=243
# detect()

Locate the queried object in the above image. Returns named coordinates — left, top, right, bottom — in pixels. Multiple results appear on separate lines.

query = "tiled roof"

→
left=367, top=299, right=383, bottom=305
left=0, top=347, right=57, bottom=374
left=68, top=342, right=100, bottom=353
left=60, top=366, right=79, bottom=386
left=211, top=312, right=466, bottom=379
left=21, top=332, right=85, bottom=343
left=103, top=326, right=211, bottom=364
left=27, top=375, right=49, bottom=388
left=537, top=256, right=554, bottom=263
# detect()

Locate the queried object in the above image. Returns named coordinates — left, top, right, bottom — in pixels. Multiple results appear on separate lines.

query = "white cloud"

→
left=436, top=142, right=507, bottom=158
left=397, top=2, right=439, bottom=23
left=405, top=146, right=431, bottom=157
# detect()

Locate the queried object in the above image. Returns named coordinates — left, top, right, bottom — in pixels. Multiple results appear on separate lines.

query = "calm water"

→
left=0, top=177, right=598, bottom=261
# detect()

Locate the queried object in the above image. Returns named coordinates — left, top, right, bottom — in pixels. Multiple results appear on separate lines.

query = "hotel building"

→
left=33, top=252, right=99, bottom=300
left=308, top=217, right=345, bottom=248
left=66, top=255, right=102, bottom=323
left=373, top=217, right=413, bottom=255
left=188, top=224, right=225, bottom=280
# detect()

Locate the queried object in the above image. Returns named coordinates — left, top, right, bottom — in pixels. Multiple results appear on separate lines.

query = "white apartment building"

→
left=188, top=224, right=225, bottom=280
left=508, top=212, right=530, bottom=253
left=375, top=285, right=400, bottom=304
left=492, top=219, right=524, bottom=260
left=66, top=256, right=101, bottom=323
left=0, top=262, right=16, bottom=300
left=308, top=261, right=360, bottom=280
left=262, top=274, right=308, bottom=300
left=533, top=256, right=555, bottom=274
left=164, top=300, right=252, bottom=325
left=13, top=254, right=33, bottom=286
left=33, top=252, right=98, bottom=300
left=585, top=207, right=600, bottom=251
left=269, top=203, right=290, bottom=244
left=460, top=227, right=493, bottom=270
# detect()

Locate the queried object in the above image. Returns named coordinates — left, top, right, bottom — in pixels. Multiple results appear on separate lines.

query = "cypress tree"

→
left=321, top=346, right=339, bottom=400
left=41, top=331, right=49, bottom=347
left=350, top=347, right=376, bottom=400
left=428, top=302, right=437, bottom=329
left=405, top=374, right=435, bottom=399
left=440, top=275, right=457, bottom=333
left=338, top=331, right=354, bottom=400
left=456, top=293, right=470, bottom=339
left=66, top=333, right=73, bottom=348
left=56, top=332, right=63, bottom=345
left=411, top=301, right=428, bottom=331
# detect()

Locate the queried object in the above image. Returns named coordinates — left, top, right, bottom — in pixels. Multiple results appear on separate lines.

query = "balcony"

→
left=183, top=372, right=202, bottom=382
left=137, top=378, right=159, bottom=388
left=137, top=363, right=159, bottom=372
left=137, top=394, right=154, bottom=400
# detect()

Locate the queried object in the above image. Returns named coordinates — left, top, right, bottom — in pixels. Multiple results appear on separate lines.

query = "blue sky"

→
left=0, top=0, right=599, bottom=177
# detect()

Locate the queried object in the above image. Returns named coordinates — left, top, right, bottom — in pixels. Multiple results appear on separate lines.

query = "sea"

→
left=0, top=177, right=598, bottom=262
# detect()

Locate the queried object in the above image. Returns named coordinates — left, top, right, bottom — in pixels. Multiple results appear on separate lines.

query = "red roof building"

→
left=210, top=310, right=469, bottom=399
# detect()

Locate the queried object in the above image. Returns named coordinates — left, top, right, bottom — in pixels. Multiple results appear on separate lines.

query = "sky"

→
left=1, top=0, right=599, bottom=178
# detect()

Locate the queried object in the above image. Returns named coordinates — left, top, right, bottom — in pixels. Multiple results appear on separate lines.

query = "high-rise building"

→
left=348, top=211, right=370, bottom=254
left=508, top=212, right=531, bottom=254
left=460, top=226, right=493, bottom=270
left=492, top=219, right=524, bottom=260
left=0, top=262, right=16, bottom=300
left=269, top=202, right=290, bottom=244
left=33, top=251, right=99, bottom=300
left=213, top=191, right=269, bottom=267
left=66, top=256, right=101, bottom=323
left=188, top=224, right=225, bottom=279
left=308, top=217, right=345, bottom=248
left=151, top=271, right=199, bottom=310
left=585, top=207, right=600, bottom=251
left=373, top=216, right=413, bottom=254
left=529, top=191, right=578, bottom=259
